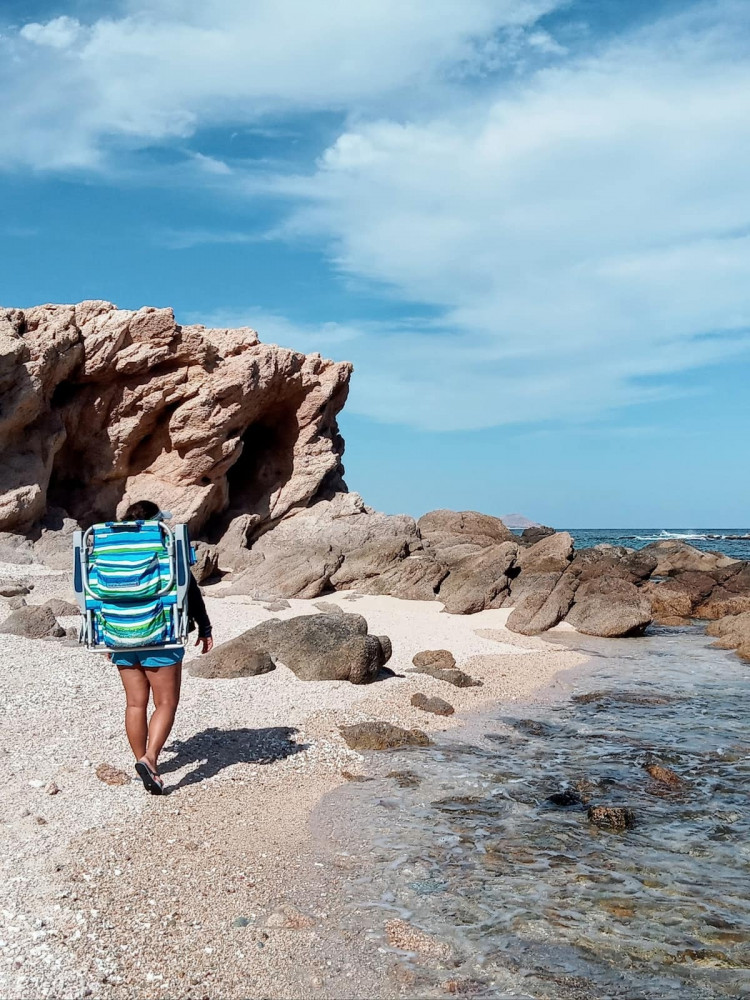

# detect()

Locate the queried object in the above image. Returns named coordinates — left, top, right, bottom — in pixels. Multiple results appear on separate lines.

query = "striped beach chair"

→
left=73, top=519, right=193, bottom=652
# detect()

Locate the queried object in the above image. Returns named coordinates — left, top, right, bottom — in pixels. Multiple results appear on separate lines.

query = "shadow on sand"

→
left=160, top=725, right=308, bottom=791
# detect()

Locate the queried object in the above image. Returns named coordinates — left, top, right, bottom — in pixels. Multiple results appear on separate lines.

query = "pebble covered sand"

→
left=0, top=563, right=586, bottom=999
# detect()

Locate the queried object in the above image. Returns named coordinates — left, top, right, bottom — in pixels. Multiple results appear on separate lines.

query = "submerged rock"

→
left=587, top=805, right=636, bottom=831
left=339, top=721, right=432, bottom=751
left=644, top=762, right=683, bottom=787
left=547, top=788, right=585, bottom=807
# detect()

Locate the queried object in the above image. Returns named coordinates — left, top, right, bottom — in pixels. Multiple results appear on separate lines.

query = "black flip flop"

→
left=135, top=760, right=164, bottom=795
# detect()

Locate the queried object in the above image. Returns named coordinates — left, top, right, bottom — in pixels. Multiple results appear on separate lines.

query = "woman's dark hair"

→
left=123, top=500, right=160, bottom=521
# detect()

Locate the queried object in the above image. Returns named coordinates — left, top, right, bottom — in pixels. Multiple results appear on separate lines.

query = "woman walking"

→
left=111, top=500, right=213, bottom=795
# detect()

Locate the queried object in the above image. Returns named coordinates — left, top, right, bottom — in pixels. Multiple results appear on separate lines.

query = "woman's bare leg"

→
left=143, top=662, right=182, bottom=772
left=118, top=666, right=150, bottom=760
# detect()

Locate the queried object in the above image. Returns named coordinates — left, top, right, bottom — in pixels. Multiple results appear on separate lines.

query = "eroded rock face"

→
left=0, top=301, right=350, bottom=537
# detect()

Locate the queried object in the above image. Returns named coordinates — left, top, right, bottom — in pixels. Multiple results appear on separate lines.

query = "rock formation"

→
left=190, top=612, right=392, bottom=684
left=3, top=301, right=750, bottom=645
left=0, top=301, right=350, bottom=540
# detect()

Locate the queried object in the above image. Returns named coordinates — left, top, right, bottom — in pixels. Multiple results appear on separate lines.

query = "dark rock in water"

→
left=547, top=788, right=585, bottom=807
left=0, top=604, right=64, bottom=638
left=188, top=633, right=276, bottom=679
left=408, top=664, right=481, bottom=688
left=387, top=769, right=422, bottom=788
left=587, top=805, right=636, bottom=831
left=410, top=692, right=455, bottom=716
left=339, top=721, right=432, bottom=751
left=567, top=576, right=652, bottom=637
left=520, top=525, right=555, bottom=544
left=510, top=718, right=556, bottom=738
left=412, top=649, right=455, bottom=670
left=572, top=689, right=674, bottom=706
left=644, top=762, right=683, bottom=786
left=222, top=613, right=391, bottom=684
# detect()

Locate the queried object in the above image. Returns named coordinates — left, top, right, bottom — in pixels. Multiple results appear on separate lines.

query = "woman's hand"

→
left=195, top=635, right=214, bottom=654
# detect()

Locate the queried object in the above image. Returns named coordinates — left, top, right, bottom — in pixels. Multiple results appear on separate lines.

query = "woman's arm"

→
left=188, top=574, right=213, bottom=651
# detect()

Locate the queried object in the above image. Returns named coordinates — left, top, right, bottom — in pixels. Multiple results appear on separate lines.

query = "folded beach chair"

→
left=72, top=519, right=193, bottom=653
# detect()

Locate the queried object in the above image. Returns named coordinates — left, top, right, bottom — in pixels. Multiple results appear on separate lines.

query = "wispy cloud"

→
left=2, top=0, right=749, bottom=434
left=0, top=0, right=562, bottom=170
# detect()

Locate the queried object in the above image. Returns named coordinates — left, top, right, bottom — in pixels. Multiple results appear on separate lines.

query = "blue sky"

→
left=2, top=0, right=749, bottom=526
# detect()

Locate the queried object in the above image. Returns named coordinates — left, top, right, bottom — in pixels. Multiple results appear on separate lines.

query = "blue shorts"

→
left=112, top=648, right=185, bottom=668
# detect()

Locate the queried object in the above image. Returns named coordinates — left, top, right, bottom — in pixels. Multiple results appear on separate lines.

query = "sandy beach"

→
left=0, top=562, right=588, bottom=1000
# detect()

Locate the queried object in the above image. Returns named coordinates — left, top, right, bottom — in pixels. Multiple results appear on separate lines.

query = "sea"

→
left=316, top=530, right=750, bottom=999
left=561, top=529, right=750, bottom=563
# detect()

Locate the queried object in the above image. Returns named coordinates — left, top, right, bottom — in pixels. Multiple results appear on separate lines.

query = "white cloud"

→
left=3, top=0, right=749, bottom=433
left=256, top=1, right=750, bottom=428
left=0, top=0, right=561, bottom=169
left=20, top=15, right=83, bottom=49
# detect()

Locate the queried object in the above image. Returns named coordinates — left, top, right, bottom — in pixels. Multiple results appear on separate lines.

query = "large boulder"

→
left=567, top=577, right=652, bottom=637
left=232, top=612, right=392, bottom=684
left=705, top=612, right=750, bottom=650
left=570, top=545, right=657, bottom=585
left=417, top=510, right=514, bottom=566
left=189, top=633, right=276, bottom=679
left=504, top=532, right=576, bottom=634
left=0, top=301, right=350, bottom=538
left=515, top=532, right=574, bottom=575
left=223, top=492, right=438, bottom=600
left=0, top=605, right=65, bottom=638
left=520, top=525, right=555, bottom=545
left=506, top=571, right=578, bottom=635
left=192, top=542, right=219, bottom=583
left=642, top=540, right=736, bottom=577
left=437, top=541, right=518, bottom=614
left=694, top=589, right=750, bottom=620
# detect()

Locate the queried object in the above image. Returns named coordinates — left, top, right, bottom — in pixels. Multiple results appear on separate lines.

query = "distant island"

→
left=500, top=513, right=542, bottom=529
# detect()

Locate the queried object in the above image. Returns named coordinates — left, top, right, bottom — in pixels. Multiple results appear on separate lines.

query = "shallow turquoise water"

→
left=334, top=627, right=750, bottom=999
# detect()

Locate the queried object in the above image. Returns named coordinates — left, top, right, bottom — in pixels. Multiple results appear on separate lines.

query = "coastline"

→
left=0, top=565, right=589, bottom=999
